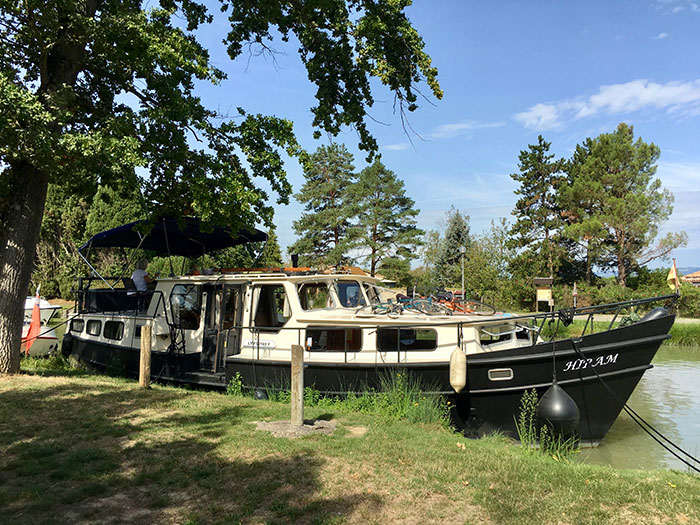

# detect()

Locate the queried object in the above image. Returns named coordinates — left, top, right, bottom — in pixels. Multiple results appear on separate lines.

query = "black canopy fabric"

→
left=79, top=217, right=267, bottom=257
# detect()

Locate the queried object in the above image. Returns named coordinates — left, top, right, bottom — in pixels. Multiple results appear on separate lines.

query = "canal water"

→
left=579, top=345, right=700, bottom=472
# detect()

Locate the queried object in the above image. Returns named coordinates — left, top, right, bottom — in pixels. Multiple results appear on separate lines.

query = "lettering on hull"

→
left=243, top=339, right=277, bottom=349
left=563, top=353, right=618, bottom=373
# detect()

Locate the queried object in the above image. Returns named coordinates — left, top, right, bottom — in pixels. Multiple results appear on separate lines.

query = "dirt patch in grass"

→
left=253, top=418, right=337, bottom=438
left=344, top=425, right=368, bottom=438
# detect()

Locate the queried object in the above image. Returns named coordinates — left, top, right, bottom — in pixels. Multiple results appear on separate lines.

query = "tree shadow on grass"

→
left=0, top=377, right=383, bottom=524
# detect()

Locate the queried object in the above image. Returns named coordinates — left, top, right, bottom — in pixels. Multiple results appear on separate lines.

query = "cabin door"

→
left=201, top=284, right=243, bottom=372
left=217, top=285, right=242, bottom=370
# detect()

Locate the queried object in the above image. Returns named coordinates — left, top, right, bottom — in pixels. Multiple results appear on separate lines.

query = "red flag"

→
left=25, top=292, right=41, bottom=355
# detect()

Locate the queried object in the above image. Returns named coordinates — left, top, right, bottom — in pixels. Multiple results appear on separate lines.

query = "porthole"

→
left=488, top=368, right=514, bottom=381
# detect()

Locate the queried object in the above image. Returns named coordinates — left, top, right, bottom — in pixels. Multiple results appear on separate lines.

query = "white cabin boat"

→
left=64, top=217, right=677, bottom=444
left=63, top=267, right=676, bottom=444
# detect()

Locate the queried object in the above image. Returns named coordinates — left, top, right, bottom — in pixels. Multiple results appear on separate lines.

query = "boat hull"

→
left=64, top=313, right=674, bottom=443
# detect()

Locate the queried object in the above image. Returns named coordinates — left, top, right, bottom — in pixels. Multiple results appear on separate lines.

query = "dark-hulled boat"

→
left=62, top=218, right=677, bottom=444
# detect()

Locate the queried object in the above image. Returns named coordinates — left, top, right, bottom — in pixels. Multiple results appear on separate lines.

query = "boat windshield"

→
left=362, top=282, right=382, bottom=304
left=298, top=282, right=335, bottom=310
left=335, top=280, right=367, bottom=308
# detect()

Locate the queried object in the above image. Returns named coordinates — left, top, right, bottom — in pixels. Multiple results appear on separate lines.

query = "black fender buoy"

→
left=536, top=381, right=580, bottom=436
left=640, top=307, right=669, bottom=322
left=61, top=332, right=73, bottom=358
left=254, top=388, right=268, bottom=400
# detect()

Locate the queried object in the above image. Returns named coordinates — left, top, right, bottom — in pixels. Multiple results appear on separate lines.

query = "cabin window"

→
left=170, top=284, right=202, bottom=330
left=363, top=283, right=380, bottom=304
left=336, top=280, right=366, bottom=308
left=515, top=324, right=532, bottom=342
left=222, top=288, right=240, bottom=330
left=70, top=319, right=84, bottom=333
left=134, top=325, right=142, bottom=338
left=298, top=283, right=334, bottom=310
left=86, top=320, right=102, bottom=336
left=305, top=327, right=362, bottom=352
left=377, top=328, right=437, bottom=351
left=480, top=324, right=516, bottom=346
left=252, top=284, right=290, bottom=332
left=104, top=321, right=124, bottom=341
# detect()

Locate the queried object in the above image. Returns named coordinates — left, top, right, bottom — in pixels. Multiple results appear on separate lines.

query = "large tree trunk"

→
left=0, top=162, right=49, bottom=374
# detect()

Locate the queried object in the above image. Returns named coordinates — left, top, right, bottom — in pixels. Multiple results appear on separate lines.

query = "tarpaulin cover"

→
left=79, top=217, right=267, bottom=257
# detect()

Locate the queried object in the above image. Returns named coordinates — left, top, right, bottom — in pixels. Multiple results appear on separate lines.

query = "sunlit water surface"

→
left=579, top=345, right=700, bottom=471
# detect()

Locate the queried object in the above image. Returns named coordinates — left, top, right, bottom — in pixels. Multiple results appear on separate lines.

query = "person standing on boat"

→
left=131, top=259, right=156, bottom=291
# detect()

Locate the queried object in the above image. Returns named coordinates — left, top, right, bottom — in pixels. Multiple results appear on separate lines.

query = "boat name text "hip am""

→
left=563, top=353, right=618, bottom=372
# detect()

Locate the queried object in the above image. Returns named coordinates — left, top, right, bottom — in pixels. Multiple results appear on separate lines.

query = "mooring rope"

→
left=571, top=339, right=700, bottom=474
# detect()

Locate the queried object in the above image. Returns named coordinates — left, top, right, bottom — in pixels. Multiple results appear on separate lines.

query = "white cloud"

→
left=515, top=79, right=700, bottom=130
left=426, top=120, right=504, bottom=140
left=514, top=103, right=562, bottom=131
left=657, top=161, right=700, bottom=189
left=383, top=142, right=410, bottom=151
left=653, top=32, right=668, bottom=40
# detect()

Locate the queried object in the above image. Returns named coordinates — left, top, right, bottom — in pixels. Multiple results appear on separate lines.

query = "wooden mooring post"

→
left=291, top=344, right=304, bottom=427
left=139, top=324, right=152, bottom=389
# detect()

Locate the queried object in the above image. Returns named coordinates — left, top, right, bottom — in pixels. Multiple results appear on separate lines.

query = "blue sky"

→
left=193, top=0, right=700, bottom=270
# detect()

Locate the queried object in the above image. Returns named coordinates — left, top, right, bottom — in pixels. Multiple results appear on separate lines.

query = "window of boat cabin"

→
left=104, top=321, right=124, bottom=341
left=335, top=280, right=366, bottom=308
left=222, top=288, right=240, bottom=330
left=479, top=324, right=515, bottom=345
left=377, top=328, right=437, bottom=351
left=363, top=282, right=380, bottom=304
left=70, top=319, right=84, bottom=333
left=252, top=284, right=290, bottom=332
left=298, top=282, right=334, bottom=310
left=86, top=319, right=101, bottom=336
left=170, top=284, right=202, bottom=330
left=305, top=327, right=362, bottom=351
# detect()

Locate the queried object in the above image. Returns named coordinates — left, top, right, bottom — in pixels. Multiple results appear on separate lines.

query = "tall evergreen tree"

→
left=435, top=207, right=470, bottom=288
left=289, top=144, right=357, bottom=268
left=350, top=160, right=423, bottom=277
left=509, top=135, right=566, bottom=278
left=257, top=227, right=283, bottom=268
left=559, top=138, right=607, bottom=284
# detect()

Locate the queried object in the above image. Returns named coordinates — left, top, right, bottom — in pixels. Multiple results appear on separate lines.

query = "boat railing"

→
left=221, top=293, right=678, bottom=363
left=76, top=278, right=171, bottom=322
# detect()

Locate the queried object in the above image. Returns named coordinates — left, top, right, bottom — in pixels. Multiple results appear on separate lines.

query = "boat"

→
left=22, top=295, right=60, bottom=357
left=24, top=296, right=62, bottom=324
left=61, top=218, right=677, bottom=444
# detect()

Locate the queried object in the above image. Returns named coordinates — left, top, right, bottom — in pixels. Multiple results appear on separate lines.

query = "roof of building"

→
left=681, top=270, right=700, bottom=283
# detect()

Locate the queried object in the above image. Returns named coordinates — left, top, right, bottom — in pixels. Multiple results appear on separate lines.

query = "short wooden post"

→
left=291, top=344, right=304, bottom=427
left=139, top=324, right=152, bottom=389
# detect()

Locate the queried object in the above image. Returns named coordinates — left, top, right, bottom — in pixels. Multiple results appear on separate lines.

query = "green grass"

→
left=255, top=370, right=451, bottom=427
left=2, top=370, right=698, bottom=524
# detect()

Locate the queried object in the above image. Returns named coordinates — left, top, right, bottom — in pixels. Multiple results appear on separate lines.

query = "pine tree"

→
left=509, top=135, right=566, bottom=278
left=350, top=160, right=423, bottom=277
left=435, top=207, right=470, bottom=288
left=257, top=227, right=283, bottom=268
left=289, top=144, right=357, bottom=268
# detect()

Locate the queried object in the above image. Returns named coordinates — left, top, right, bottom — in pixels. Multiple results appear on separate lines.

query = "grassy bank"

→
left=1, top=370, right=698, bottom=524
